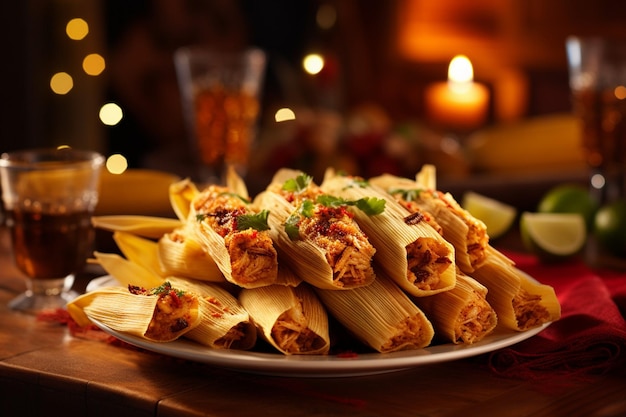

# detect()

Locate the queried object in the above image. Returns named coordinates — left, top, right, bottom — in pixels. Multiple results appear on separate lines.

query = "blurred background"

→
left=2, top=0, right=626, bottom=202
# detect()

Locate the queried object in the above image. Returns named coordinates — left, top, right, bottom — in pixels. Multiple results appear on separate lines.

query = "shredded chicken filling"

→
left=406, top=237, right=452, bottom=290
left=215, top=322, right=250, bottom=349
left=298, top=208, right=376, bottom=287
left=144, top=292, right=198, bottom=341
left=271, top=307, right=325, bottom=354
left=381, top=316, right=427, bottom=352
left=455, top=295, right=497, bottom=344
left=225, top=230, right=278, bottom=284
left=513, top=288, right=550, bottom=330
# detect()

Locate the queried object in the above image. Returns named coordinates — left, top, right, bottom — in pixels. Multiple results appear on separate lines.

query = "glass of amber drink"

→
left=0, top=148, right=104, bottom=313
left=566, top=37, right=626, bottom=205
left=174, top=47, right=266, bottom=185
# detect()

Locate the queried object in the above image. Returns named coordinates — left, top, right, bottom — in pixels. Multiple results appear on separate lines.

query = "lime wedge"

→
left=462, top=191, right=517, bottom=239
left=520, top=212, right=586, bottom=259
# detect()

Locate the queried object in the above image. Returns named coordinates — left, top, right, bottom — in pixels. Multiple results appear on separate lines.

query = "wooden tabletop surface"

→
left=1, top=227, right=625, bottom=417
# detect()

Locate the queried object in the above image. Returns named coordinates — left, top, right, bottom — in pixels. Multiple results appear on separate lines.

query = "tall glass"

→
left=0, top=148, right=104, bottom=313
left=174, top=47, right=266, bottom=185
left=566, top=36, right=626, bottom=205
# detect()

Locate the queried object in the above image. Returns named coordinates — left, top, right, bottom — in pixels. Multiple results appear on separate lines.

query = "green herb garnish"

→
left=284, top=200, right=315, bottom=240
left=152, top=281, right=185, bottom=297
left=236, top=210, right=271, bottom=231
left=315, top=195, right=385, bottom=215
left=196, top=210, right=271, bottom=232
left=282, top=173, right=313, bottom=194
left=389, top=188, right=423, bottom=202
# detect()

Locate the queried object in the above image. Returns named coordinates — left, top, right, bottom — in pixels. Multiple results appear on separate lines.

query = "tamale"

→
left=239, top=283, right=330, bottom=355
left=471, top=247, right=561, bottom=331
left=189, top=184, right=279, bottom=288
left=254, top=169, right=377, bottom=290
left=414, top=272, right=498, bottom=344
left=69, top=282, right=201, bottom=342
left=316, top=270, right=434, bottom=353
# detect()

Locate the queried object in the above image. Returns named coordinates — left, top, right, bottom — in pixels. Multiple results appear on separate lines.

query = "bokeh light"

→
left=83, top=53, right=106, bottom=76
left=614, top=85, right=626, bottom=100
left=303, top=54, right=325, bottom=75
left=50, top=72, right=74, bottom=95
left=275, top=108, right=296, bottom=122
left=106, top=154, right=128, bottom=174
left=66, top=18, right=89, bottom=40
left=99, top=103, right=123, bottom=126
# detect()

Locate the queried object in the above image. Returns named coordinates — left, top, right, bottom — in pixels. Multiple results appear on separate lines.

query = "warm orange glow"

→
left=448, top=55, right=473, bottom=83
left=424, top=56, right=489, bottom=131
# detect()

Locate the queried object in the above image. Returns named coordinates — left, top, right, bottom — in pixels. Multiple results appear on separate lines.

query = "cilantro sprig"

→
left=388, top=188, right=423, bottom=202
left=315, top=195, right=385, bottom=215
left=196, top=210, right=271, bottom=232
left=236, top=210, right=271, bottom=231
left=282, top=173, right=313, bottom=194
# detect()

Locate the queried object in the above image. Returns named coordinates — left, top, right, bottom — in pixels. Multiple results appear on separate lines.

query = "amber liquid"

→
left=572, top=88, right=626, bottom=203
left=193, top=86, right=260, bottom=174
left=6, top=209, right=94, bottom=279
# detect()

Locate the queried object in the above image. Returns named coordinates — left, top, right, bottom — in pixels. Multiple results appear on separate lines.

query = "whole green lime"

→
left=593, top=200, right=626, bottom=256
left=538, top=184, right=598, bottom=229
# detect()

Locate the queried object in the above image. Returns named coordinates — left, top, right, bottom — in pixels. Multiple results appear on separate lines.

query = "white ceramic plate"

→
left=87, top=276, right=550, bottom=377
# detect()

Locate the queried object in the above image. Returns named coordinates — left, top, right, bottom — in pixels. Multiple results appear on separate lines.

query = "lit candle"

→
left=425, top=55, right=489, bottom=131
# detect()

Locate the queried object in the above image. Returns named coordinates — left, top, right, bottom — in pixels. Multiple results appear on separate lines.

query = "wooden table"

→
left=1, top=227, right=626, bottom=417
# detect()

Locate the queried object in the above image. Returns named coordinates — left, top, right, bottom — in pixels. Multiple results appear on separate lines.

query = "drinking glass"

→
left=0, top=148, right=104, bottom=313
left=174, top=47, right=266, bottom=185
left=566, top=36, right=626, bottom=205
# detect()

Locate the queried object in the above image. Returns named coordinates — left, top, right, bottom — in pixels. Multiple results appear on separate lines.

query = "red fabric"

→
left=488, top=251, right=626, bottom=380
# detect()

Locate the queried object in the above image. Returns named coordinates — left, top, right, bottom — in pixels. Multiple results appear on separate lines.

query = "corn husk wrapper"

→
left=168, top=277, right=257, bottom=350
left=316, top=271, right=434, bottom=353
left=68, top=286, right=201, bottom=342
left=471, top=247, right=561, bottom=331
left=371, top=172, right=489, bottom=274
left=189, top=186, right=279, bottom=288
left=91, top=215, right=182, bottom=239
left=413, top=272, right=498, bottom=344
left=158, top=226, right=226, bottom=282
left=92, top=251, right=164, bottom=289
left=113, top=231, right=164, bottom=279
left=239, top=284, right=330, bottom=355
left=169, top=178, right=200, bottom=221
left=320, top=172, right=456, bottom=296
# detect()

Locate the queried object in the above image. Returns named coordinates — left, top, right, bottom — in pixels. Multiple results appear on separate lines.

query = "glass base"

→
left=8, top=275, right=78, bottom=314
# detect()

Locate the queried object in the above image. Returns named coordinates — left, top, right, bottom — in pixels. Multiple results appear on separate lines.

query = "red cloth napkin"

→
left=488, top=251, right=626, bottom=380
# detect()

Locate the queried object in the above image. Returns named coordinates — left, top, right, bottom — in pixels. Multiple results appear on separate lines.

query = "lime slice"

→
left=462, top=191, right=517, bottom=239
left=520, top=212, right=586, bottom=259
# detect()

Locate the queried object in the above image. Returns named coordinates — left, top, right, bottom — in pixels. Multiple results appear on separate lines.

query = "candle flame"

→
left=448, top=55, right=473, bottom=84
